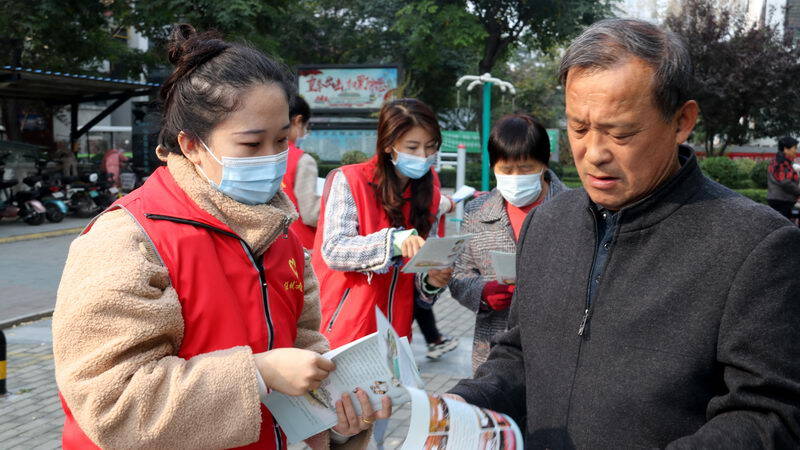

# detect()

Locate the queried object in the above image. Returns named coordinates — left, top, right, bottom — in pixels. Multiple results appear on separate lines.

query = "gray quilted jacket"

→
left=449, top=170, right=568, bottom=372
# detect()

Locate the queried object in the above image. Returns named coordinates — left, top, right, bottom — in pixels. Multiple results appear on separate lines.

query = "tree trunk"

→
left=478, top=23, right=511, bottom=75
left=1, top=99, right=21, bottom=142
left=719, top=139, right=730, bottom=155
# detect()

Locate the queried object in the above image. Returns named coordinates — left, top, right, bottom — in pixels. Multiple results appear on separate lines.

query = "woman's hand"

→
left=426, top=267, right=454, bottom=288
left=254, top=348, right=335, bottom=396
left=401, top=235, right=426, bottom=259
left=332, top=388, right=392, bottom=437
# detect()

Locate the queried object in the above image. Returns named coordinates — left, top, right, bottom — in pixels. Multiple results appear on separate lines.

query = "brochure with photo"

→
left=401, top=388, right=523, bottom=450
left=402, top=234, right=474, bottom=273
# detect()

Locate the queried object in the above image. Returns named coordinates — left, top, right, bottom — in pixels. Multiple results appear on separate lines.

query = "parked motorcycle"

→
left=0, top=179, right=47, bottom=225
left=22, top=175, right=68, bottom=223
left=0, top=154, right=47, bottom=225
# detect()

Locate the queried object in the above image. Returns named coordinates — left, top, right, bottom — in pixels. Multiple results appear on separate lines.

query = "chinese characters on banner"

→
left=298, top=67, right=399, bottom=110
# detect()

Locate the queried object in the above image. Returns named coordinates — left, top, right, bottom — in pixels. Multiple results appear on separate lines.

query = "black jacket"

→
left=450, top=146, right=800, bottom=449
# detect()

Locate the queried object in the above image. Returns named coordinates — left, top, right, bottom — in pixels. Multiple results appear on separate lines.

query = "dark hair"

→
left=559, top=18, right=692, bottom=122
left=373, top=98, right=442, bottom=238
left=290, top=95, right=311, bottom=124
left=488, top=114, right=550, bottom=168
left=778, top=136, right=798, bottom=152
left=158, top=24, right=296, bottom=153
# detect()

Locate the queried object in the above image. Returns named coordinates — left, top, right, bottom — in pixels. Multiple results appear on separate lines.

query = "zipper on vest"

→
left=579, top=208, right=599, bottom=337
left=145, top=214, right=276, bottom=350
left=326, top=288, right=351, bottom=332
left=273, top=421, right=283, bottom=449
left=387, top=267, right=400, bottom=324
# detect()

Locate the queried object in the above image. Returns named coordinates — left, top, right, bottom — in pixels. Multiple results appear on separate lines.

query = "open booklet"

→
left=401, top=234, right=474, bottom=273
left=263, top=309, right=523, bottom=449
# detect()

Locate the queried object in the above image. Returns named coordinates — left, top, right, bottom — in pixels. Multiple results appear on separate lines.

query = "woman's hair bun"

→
left=167, top=24, right=197, bottom=65
left=166, top=23, right=226, bottom=67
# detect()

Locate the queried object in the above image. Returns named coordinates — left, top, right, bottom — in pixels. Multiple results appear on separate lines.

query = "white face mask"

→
left=495, top=171, right=544, bottom=207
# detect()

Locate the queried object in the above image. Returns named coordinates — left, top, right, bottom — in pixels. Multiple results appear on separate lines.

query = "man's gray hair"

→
left=558, top=18, right=693, bottom=121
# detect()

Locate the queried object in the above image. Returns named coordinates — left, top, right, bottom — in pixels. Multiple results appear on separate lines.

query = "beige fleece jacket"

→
left=53, top=151, right=369, bottom=449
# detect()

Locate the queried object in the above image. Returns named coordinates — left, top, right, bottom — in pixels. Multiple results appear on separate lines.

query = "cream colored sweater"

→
left=53, top=152, right=368, bottom=449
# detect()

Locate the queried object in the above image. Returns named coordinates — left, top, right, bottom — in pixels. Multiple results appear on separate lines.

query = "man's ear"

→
left=675, top=100, right=699, bottom=145
left=178, top=131, right=202, bottom=165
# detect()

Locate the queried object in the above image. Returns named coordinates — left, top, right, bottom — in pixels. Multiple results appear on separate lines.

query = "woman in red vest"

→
left=283, top=95, right=320, bottom=249
left=312, top=98, right=454, bottom=350
left=52, top=25, right=386, bottom=450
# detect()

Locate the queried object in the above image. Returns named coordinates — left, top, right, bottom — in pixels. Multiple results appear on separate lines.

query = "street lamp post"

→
left=455, top=73, right=516, bottom=191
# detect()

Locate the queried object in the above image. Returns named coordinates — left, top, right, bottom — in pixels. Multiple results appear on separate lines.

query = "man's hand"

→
left=254, top=348, right=335, bottom=396
left=426, top=267, right=454, bottom=288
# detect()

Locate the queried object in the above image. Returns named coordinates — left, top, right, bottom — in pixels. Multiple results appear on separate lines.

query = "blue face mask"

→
left=392, top=148, right=437, bottom=179
left=197, top=139, right=288, bottom=205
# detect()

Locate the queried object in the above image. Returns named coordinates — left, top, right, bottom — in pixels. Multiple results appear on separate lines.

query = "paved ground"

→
left=0, top=217, right=89, bottom=241
left=0, top=235, right=74, bottom=324
left=0, top=292, right=474, bottom=449
left=0, top=319, right=62, bottom=449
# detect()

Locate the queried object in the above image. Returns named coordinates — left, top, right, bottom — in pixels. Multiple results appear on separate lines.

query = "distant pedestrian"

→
left=101, top=147, right=128, bottom=187
left=767, top=136, right=800, bottom=220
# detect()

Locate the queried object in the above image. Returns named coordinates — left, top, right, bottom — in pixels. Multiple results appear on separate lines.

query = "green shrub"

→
left=700, top=157, right=749, bottom=189
left=548, top=161, right=564, bottom=178
left=341, top=150, right=369, bottom=165
left=735, top=188, right=767, bottom=204
left=733, top=158, right=756, bottom=174
left=750, top=160, right=769, bottom=189
left=561, top=164, right=579, bottom=179
left=438, top=168, right=456, bottom=187
left=318, top=163, right=340, bottom=178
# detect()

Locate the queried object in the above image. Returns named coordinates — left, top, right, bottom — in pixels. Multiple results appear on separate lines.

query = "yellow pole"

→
left=0, top=329, right=6, bottom=395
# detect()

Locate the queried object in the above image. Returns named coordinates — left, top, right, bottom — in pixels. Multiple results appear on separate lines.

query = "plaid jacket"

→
left=767, top=152, right=800, bottom=202
left=449, top=170, right=568, bottom=373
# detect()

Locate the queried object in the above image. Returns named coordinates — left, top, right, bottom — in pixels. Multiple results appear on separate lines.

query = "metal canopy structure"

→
left=0, top=66, right=159, bottom=148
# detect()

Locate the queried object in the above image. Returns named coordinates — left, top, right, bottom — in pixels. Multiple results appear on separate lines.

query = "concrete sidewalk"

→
left=0, top=217, right=90, bottom=244
left=0, top=291, right=475, bottom=449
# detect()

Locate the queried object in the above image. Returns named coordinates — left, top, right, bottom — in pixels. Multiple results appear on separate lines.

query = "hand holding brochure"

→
left=264, top=308, right=523, bottom=449
left=490, top=251, right=516, bottom=285
left=402, top=234, right=473, bottom=273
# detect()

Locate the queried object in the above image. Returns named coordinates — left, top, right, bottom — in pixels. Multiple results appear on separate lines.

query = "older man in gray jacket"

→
left=447, top=19, right=800, bottom=448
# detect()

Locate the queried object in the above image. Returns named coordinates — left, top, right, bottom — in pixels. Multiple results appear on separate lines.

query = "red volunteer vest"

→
left=282, top=143, right=317, bottom=249
left=312, top=156, right=441, bottom=349
left=60, top=167, right=305, bottom=450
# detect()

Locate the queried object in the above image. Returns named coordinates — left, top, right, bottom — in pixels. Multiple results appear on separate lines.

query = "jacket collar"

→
left=582, top=145, right=705, bottom=233
left=476, top=169, right=567, bottom=224
left=156, top=149, right=298, bottom=256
